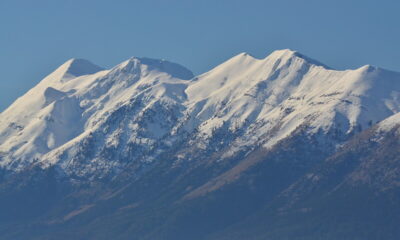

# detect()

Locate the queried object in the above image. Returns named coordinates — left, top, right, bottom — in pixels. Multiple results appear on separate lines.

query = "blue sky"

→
left=1, top=0, right=400, bottom=110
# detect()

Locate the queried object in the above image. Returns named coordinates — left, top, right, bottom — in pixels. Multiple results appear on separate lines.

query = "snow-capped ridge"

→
left=234, top=52, right=257, bottom=59
left=377, top=112, right=400, bottom=133
left=112, top=57, right=194, bottom=80
left=52, top=58, right=104, bottom=82
left=64, top=58, right=104, bottom=77
left=266, top=49, right=331, bottom=69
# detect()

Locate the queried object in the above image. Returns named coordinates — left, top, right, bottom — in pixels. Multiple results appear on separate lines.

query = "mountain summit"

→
left=60, top=58, right=104, bottom=79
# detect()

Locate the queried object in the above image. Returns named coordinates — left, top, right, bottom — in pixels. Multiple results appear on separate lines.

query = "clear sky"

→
left=1, top=0, right=400, bottom=111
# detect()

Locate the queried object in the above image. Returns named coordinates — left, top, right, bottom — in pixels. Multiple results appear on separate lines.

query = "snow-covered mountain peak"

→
left=267, top=49, right=331, bottom=69
left=111, top=57, right=194, bottom=80
left=46, top=58, right=104, bottom=83
left=232, top=52, right=256, bottom=59
left=267, top=48, right=297, bottom=57
left=63, top=58, right=104, bottom=77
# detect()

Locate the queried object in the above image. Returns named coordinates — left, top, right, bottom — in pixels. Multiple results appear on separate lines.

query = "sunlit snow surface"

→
left=1, top=49, right=400, bottom=177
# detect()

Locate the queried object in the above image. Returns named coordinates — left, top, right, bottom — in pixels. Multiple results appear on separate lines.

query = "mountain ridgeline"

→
left=1, top=49, right=400, bottom=240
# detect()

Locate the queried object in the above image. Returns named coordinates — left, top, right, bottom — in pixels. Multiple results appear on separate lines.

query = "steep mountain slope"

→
left=1, top=49, right=400, bottom=240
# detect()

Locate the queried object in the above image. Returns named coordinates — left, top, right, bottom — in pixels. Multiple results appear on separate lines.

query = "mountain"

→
left=0, top=57, right=194, bottom=175
left=1, top=49, right=400, bottom=239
